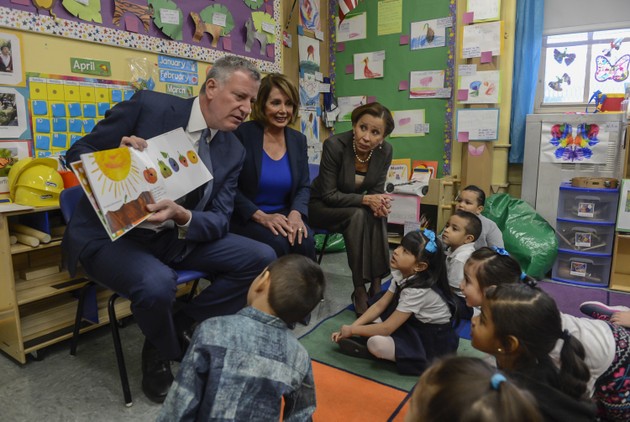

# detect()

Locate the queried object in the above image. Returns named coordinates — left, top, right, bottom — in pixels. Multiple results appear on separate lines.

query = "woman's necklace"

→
left=353, top=141, right=373, bottom=163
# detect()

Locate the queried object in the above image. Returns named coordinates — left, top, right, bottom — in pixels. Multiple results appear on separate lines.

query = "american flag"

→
left=338, top=0, right=360, bottom=23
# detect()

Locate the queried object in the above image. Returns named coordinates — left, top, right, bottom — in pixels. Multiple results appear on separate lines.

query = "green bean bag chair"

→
left=483, top=193, right=558, bottom=279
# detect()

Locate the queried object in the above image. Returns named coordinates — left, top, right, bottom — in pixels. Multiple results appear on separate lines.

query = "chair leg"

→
left=108, top=293, right=133, bottom=407
left=318, top=233, right=330, bottom=265
left=70, top=282, right=94, bottom=356
left=186, top=279, right=200, bottom=302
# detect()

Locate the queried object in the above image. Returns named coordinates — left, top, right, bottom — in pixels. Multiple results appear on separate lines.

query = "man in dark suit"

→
left=63, top=56, right=276, bottom=403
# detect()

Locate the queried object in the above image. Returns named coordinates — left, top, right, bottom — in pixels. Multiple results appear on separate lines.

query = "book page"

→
left=79, top=127, right=211, bottom=240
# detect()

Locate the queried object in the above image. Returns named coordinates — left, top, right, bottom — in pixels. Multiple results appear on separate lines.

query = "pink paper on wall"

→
left=480, top=51, right=493, bottom=63
left=457, top=131, right=469, bottom=143
left=223, top=38, right=232, bottom=51
left=457, top=89, right=469, bottom=101
left=345, top=64, right=354, bottom=74
left=398, top=80, right=409, bottom=91
left=267, top=44, right=274, bottom=58
left=367, top=96, right=377, bottom=103
left=400, top=35, right=409, bottom=45
left=462, top=12, right=474, bottom=25
left=11, top=0, right=30, bottom=5
left=125, top=15, right=139, bottom=33
left=337, top=42, right=345, bottom=52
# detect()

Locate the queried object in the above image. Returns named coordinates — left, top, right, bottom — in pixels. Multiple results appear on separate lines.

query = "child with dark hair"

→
left=455, top=185, right=504, bottom=249
left=158, top=255, right=325, bottom=421
left=331, top=229, right=458, bottom=376
left=462, top=247, right=630, bottom=421
left=442, top=210, right=482, bottom=319
left=472, top=283, right=596, bottom=421
left=405, top=356, right=542, bottom=422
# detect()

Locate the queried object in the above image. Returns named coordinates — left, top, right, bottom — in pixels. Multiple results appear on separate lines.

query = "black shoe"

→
left=338, top=337, right=373, bottom=360
left=173, top=312, right=197, bottom=360
left=141, top=340, right=174, bottom=404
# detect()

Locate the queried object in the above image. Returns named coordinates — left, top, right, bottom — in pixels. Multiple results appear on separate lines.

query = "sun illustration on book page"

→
left=89, top=148, right=142, bottom=199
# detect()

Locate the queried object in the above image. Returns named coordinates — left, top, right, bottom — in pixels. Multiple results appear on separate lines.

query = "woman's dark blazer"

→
left=232, top=120, right=311, bottom=222
left=310, top=130, right=393, bottom=207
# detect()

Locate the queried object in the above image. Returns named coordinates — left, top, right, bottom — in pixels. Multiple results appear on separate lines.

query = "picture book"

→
left=71, top=127, right=211, bottom=241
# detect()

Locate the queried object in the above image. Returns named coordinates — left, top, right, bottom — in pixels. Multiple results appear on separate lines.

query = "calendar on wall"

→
left=27, top=73, right=135, bottom=157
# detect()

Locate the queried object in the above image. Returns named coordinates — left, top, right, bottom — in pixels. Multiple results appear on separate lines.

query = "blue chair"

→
left=308, top=163, right=334, bottom=264
left=59, top=185, right=204, bottom=406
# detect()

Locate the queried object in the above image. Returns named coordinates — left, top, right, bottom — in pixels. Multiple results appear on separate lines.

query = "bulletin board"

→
left=332, top=0, right=455, bottom=176
left=0, top=0, right=282, bottom=73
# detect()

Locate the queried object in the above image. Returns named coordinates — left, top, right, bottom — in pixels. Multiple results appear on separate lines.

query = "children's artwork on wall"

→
left=540, top=122, right=609, bottom=164
left=300, top=109, right=320, bottom=146
left=62, top=0, right=102, bottom=23
left=353, top=51, right=385, bottom=80
left=458, top=70, right=500, bottom=104
left=462, top=21, right=502, bottom=59
left=387, top=158, right=411, bottom=184
left=299, top=73, right=320, bottom=109
left=0, top=139, right=31, bottom=194
left=336, top=12, right=366, bottom=42
left=390, top=109, right=425, bottom=138
left=0, top=30, right=24, bottom=87
left=337, top=95, right=367, bottom=121
left=298, top=35, right=321, bottom=71
left=409, top=70, right=448, bottom=98
left=410, top=19, right=445, bottom=50
left=149, top=0, right=184, bottom=41
left=307, top=143, right=321, bottom=164
left=456, top=108, right=499, bottom=141
left=467, top=0, right=501, bottom=22
left=468, top=143, right=486, bottom=156
left=299, top=0, right=320, bottom=32
left=377, top=0, right=402, bottom=36
left=245, top=11, right=276, bottom=57
left=0, top=87, right=28, bottom=139
left=594, top=54, right=630, bottom=83
left=0, top=1, right=282, bottom=73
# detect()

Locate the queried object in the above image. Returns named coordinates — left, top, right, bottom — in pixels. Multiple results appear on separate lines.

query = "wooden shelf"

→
left=15, top=271, right=89, bottom=305
left=10, top=239, right=62, bottom=255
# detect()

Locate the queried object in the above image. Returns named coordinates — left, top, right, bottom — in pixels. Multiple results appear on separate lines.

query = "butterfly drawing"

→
left=468, top=144, right=485, bottom=156
left=553, top=48, right=576, bottom=66
left=594, top=54, right=630, bottom=82
left=549, top=123, right=599, bottom=162
left=548, top=73, right=571, bottom=91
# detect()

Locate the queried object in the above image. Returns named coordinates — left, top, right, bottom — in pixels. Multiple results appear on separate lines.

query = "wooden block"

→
left=19, top=264, right=60, bottom=281
left=9, top=235, right=17, bottom=245
left=10, top=223, right=51, bottom=243
left=12, top=233, right=40, bottom=248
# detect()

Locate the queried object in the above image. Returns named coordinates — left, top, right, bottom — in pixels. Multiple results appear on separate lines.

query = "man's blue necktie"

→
left=195, top=128, right=214, bottom=210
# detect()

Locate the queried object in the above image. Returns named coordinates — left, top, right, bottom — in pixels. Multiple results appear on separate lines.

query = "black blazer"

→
left=63, top=90, right=245, bottom=274
left=232, top=120, right=310, bottom=221
left=310, top=130, right=393, bottom=207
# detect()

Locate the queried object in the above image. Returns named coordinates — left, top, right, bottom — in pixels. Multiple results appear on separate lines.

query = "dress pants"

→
left=80, top=228, right=276, bottom=360
left=308, top=201, right=390, bottom=288
left=230, top=210, right=316, bottom=261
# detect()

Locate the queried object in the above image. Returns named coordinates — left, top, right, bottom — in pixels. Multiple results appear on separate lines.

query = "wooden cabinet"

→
left=0, top=206, right=131, bottom=364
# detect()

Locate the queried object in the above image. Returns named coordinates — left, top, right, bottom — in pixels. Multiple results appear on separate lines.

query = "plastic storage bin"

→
left=555, top=219, right=615, bottom=255
left=556, top=183, right=619, bottom=223
left=552, top=250, right=612, bottom=286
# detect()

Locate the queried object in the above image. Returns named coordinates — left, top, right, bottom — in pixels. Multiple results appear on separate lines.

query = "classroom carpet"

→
left=300, top=308, right=484, bottom=421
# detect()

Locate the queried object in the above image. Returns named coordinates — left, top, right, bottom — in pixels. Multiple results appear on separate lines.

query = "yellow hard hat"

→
left=7, top=157, right=59, bottom=201
left=13, top=163, right=63, bottom=206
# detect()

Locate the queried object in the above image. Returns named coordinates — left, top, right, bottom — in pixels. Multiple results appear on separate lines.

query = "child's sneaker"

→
left=579, top=301, right=630, bottom=321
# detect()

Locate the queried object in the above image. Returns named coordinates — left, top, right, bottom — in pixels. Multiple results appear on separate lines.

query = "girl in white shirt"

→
left=460, top=246, right=630, bottom=422
left=331, top=229, right=458, bottom=375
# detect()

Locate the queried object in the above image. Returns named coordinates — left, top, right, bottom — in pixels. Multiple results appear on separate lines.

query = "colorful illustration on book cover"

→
left=540, top=122, right=608, bottom=164
left=87, top=147, right=155, bottom=235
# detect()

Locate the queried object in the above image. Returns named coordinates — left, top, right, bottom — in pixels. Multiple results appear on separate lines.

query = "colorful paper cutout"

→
left=480, top=51, right=493, bottom=63
left=33, top=0, right=58, bottom=19
left=113, top=0, right=153, bottom=32
left=62, top=0, right=102, bottom=23
left=468, top=144, right=485, bottom=156
left=400, top=34, right=409, bottom=45
left=245, top=12, right=276, bottom=55
left=149, top=0, right=183, bottom=40
left=457, top=131, right=469, bottom=143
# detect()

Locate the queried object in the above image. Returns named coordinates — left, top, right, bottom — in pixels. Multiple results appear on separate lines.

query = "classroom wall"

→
left=544, top=0, right=630, bottom=34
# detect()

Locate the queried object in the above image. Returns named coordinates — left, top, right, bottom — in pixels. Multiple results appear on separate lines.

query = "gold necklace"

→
left=353, top=141, right=373, bottom=163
